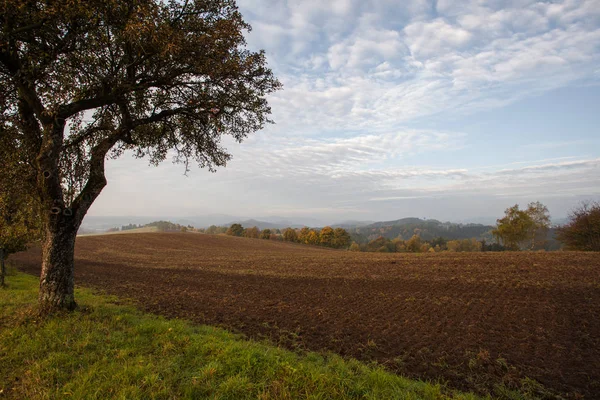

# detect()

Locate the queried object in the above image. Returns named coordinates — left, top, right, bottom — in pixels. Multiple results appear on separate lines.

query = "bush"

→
left=556, top=202, right=600, bottom=251
left=349, top=242, right=361, bottom=252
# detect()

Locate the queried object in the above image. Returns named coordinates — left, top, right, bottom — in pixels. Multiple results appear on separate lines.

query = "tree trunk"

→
left=38, top=226, right=78, bottom=312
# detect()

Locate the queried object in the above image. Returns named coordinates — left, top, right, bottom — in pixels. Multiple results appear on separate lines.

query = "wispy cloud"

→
left=240, top=0, right=600, bottom=133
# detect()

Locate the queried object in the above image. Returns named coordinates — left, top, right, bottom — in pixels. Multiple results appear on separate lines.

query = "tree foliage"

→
left=332, top=228, right=351, bottom=249
left=492, top=203, right=549, bottom=250
left=244, top=226, right=259, bottom=239
left=226, top=223, right=244, bottom=237
left=146, top=220, right=188, bottom=232
left=205, top=225, right=227, bottom=235
left=282, top=228, right=297, bottom=242
left=319, top=226, right=334, bottom=247
left=556, top=201, right=600, bottom=251
left=526, top=201, right=551, bottom=250
left=0, top=129, right=41, bottom=285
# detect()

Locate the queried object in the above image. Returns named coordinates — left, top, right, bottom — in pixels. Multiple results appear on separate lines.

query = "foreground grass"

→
left=0, top=272, right=482, bottom=400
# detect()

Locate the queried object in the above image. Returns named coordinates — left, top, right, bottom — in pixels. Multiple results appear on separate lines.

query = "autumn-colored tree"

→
left=319, top=226, right=335, bottom=247
left=269, top=233, right=280, bottom=241
left=526, top=201, right=551, bottom=250
left=349, top=242, right=361, bottom=252
left=260, top=229, right=271, bottom=239
left=298, top=227, right=311, bottom=244
left=306, top=230, right=320, bottom=245
left=556, top=201, right=600, bottom=251
left=244, top=226, right=260, bottom=239
left=393, top=238, right=406, bottom=252
left=492, top=205, right=535, bottom=250
left=367, top=236, right=392, bottom=252
left=0, top=0, right=280, bottom=311
left=405, top=235, right=422, bottom=253
left=332, top=228, right=351, bottom=249
left=282, top=228, right=298, bottom=242
left=226, top=223, right=244, bottom=237
left=205, top=225, right=218, bottom=235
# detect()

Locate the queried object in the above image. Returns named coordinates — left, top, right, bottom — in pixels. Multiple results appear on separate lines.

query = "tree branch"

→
left=0, top=50, right=51, bottom=125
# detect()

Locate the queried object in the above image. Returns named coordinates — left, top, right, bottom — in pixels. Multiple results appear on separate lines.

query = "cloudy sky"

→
left=88, top=0, right=600, bottom=224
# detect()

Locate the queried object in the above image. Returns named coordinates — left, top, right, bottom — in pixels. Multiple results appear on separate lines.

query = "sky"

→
left=88, top=0, right=600, bottom=224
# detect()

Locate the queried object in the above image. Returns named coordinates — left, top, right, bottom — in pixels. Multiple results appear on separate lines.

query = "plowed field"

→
left=13, top=233, right=600, bottom=398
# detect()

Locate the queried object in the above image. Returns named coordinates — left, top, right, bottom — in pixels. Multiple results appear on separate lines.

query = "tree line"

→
left=107, top=221, right=195, bottom=233
left=202, top=224, right=353, bottom=249
left=351, top=235, right=499, bottom=253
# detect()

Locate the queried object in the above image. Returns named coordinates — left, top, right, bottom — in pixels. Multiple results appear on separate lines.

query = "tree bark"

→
left=38, top=224, right=78, bottom=312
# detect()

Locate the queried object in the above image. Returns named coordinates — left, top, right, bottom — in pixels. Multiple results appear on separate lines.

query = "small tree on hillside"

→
left=283, top=228, right=298, bottom=242
left=556, top=201, right=600, bottom=251
left=244, top=226, right=260, bottom=239
left=319, top=226, right=335, bottom=247
left=226, top=224, right=244, bottom=237
left=332, top=228, right=351, bottom=249
left=298, top=227, right=311, bottom=244
left=260, top=229, right=271, bottom=239
left=349, top=242, right=361, bottom=252
left=405, top=235, right=422, bottom=253
left=367, top=236, right=392, bottom=252
left=306, top=230, right=320, bottom=245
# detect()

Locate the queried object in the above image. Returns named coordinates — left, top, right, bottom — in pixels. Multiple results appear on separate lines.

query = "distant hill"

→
left=225, top=219, right=307, bottom=230
left=347, top=218, right=494, bottom=243
left=331, top=220, right=376, bottom=229
left=77, top=226, right=159, bottom=236
left=81, top=214, right=325, bottom=231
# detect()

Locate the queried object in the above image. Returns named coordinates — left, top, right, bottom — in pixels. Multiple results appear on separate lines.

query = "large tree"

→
left=493, top=202, right=551, bottom=251
left=0, top=0, right=280, bottom=312
left=492, top=204, right=535, bottom=250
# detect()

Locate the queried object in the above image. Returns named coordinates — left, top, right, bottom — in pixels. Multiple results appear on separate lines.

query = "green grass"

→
left=0, top=271, right=483, bottom=400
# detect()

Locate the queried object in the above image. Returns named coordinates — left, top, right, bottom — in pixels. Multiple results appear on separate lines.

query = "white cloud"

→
left=404, top=19, right=473, bottom=59
left=240, top=0, right=600, bottom=136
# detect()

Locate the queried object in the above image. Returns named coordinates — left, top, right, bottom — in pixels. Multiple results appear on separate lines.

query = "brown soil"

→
left=12, top=233, right=600, bottom=398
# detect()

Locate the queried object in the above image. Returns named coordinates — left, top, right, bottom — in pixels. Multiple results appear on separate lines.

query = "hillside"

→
left=347, top=218, right=494, bottom=243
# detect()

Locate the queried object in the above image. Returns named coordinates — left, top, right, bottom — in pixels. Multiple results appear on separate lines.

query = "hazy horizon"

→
left=80, top=212, right=571, bottom=232
left=87, top=0, right=600, bottom=223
